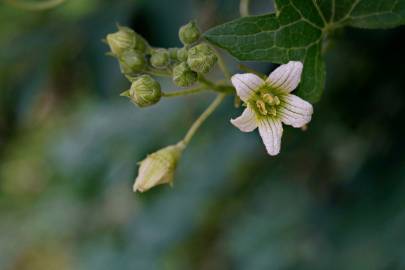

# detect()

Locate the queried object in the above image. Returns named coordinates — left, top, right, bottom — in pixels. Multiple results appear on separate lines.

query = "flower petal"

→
left=230, top=107, right=257, bottom=132
left=278, top=94, right=313, bottom=128
left=267, top=61, right=303, bottom=93
left=258, top=118, right=283, bottom=156
left=231, top=73, right=264, bottom=102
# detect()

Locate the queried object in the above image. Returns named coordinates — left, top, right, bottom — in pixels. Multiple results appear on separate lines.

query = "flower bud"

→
left=177, top=47, right=188, bottom=62
left=178, top=21, right=200, bottom=45
left=187, top=43, right=218, bottom=74
left=168, top=47, right=179, bottom=60
left=121, top=75, right=161, bottom=107
left=172, top=62, right=198, bottom=87
left=119, top=50, right=145, bottom=74
left=133, top=143, right=185, bottom=192
left=150, top=48, right=170, bottom=68
left=106, top=25, right=147, bottom=56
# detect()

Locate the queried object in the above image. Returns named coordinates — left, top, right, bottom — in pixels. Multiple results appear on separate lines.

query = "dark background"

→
left=0, top=0, right=404, bottom=269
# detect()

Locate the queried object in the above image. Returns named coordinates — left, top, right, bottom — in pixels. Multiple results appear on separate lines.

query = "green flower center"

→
left=248, top=84, right=283, bottom=117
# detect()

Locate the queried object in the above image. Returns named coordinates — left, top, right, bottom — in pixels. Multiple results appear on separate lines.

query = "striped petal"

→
left=258, top=118, right=283, bottom=156
left=231, top=107, right=257, bottom=132
left=231, top=73, right=264, bottom=102
left=278, top=94, right=313, bottom=128
left=267, top=61, right=303, bottom=93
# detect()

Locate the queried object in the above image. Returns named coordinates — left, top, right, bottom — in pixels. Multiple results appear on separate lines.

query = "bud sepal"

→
left=121, top=75, right=161, bottom=107
left=178, top=21, right=201, bottom=45
left=133, top=142, right=185, bottom=192
left=187, top=43, right=218, bottom=74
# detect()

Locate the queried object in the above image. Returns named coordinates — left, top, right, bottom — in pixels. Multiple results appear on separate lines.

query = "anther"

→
left=262, top=93, right=274, bottom=105
left=256, top=100, right=268, bottom=115
left=273, top=96, right=280, bottom=105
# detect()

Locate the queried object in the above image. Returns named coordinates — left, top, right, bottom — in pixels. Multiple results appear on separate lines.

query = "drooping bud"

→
left=133, top=143, right=185, bottom=192
left=121, top=75, right=161, bottom=107
left=177, top=47, right=188, bottom=62
left=172, top=62, right=198, bottom=87
left=150, top=48, right=170, bottom=68
left=187, top=43, right=218, bottom=74
left=119, top=50, right=145, bottom=74
left=178, top=21, right=200, bottom=45
left=106, top=25, right=148, bottom=56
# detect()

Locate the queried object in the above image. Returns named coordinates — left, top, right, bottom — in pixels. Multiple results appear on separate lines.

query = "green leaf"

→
left=205, top=0, right=405, bottom=103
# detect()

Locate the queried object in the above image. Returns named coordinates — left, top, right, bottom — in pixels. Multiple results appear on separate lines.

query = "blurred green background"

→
left=1, top=0, right=405, bottom=269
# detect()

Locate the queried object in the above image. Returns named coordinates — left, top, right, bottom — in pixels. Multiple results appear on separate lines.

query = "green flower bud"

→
left=133, top=143, right=185, bottom=192
left=150, top=48, right=170, bottom=68
left=119, top=50, right=145, bottom=74
left=168, top=47, right=179, bottom=60
left=172, top=62, right=198, bottom=87
left=121, top=75, right=161, bottom=107
left=177, top=47, right=188, bottom=62
left=178, top=21, right=200, bottom=45
left=106, top=25, right=147, bottom=56
left=187, top=43, right=218, bottom=74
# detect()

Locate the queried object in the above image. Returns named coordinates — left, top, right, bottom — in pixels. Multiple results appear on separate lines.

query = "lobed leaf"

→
left=205, top=0, right=405, bottom=103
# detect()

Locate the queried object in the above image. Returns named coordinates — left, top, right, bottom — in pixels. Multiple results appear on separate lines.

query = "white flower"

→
left=230, top=61, right=313, bottom=156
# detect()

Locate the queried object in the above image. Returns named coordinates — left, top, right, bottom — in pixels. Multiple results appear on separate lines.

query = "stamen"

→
left=274, top=96, right=280, bottom=105
left=256, top=100, right=268, bottom=115
left=269, top=107, right=277, bottom=116
left=262, top=93, right=274, bottom=105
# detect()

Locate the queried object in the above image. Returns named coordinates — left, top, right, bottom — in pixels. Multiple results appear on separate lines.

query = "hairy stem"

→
left=162, top=86, right=207, bottom=97
left=4, top=0, right=66, bottom=10
left=239, top=0, right=250, bottom=17
left=181, top=93, right=226, bottom=146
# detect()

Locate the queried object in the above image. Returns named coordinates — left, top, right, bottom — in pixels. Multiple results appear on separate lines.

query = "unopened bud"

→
left=121, top=75, right=161, bottom=107
left=150, top=48, right=170, bottom=68
left=177, top=47, right=188, bottom=62
left=168, top=47, right=180, bottom=60
left=178, top=21, right=200, bottom=45
left=106, top=25, right=148, bottom=56
left=187, top=43, right=217, bottom=74
left=119, top=50, right=145, bottom=74
left=172, top=62, right=198, bottom=87
left=133, top=143, right=185, bottom=192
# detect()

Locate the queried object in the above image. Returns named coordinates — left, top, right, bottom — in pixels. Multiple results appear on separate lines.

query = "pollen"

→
left=256, top=100, right=268, bottom=115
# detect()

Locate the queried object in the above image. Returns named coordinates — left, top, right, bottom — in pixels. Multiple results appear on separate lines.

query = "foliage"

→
left=205, top=0, right=405, bottom=102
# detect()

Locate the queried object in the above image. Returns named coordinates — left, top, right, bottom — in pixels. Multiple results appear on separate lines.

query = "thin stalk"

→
left=215, top=49, right=231, bottom=80
left=238, top=64, right=267, bottom=79
left=4, top=0, right=66, bottom=10
left=240, top=0, right=250, bottom=17
left=181, top=93, right=226, bottom=146
left=162, top=86, right=207, bottom=97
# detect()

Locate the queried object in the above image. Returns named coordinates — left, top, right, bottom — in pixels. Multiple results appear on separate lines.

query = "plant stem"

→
left=240, top=0, right=250, bottom=17
left=4, top=0, right=66, bottom=10
left=215, top=49, right=231, bottom=80
left=162, top=86, right=207, bottom=97
left=181, top=93, right=226, bottom=146
left=238, top=64, right=267, bottom=79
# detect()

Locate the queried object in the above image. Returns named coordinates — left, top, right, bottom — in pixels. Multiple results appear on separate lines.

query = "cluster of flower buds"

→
left=105, top=22, right=220, bottom=192
left=105, top=21, right=218, bottom=108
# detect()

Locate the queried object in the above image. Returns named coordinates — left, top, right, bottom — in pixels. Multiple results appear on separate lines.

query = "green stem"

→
left=239, top=0, right=250, bottom=17
left=215, top=49, right=231, bottom=80
left=238, top=64, right=267, bottom=79
left=198, top=75, right=217, bottom=89
left=181, top=93, right=226, bottom=146
left=146, top=67, right=172, bottom=77
left=162, top=86, right=207, bottom=97
left=4, top=0, right=66, bottom=10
